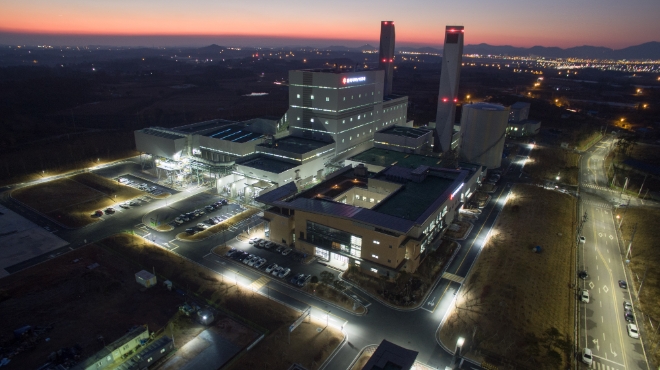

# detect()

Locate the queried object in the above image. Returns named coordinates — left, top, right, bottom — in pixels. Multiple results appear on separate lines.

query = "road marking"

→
left=592, top=355, right=625, bottom=366
left=600, top=301, right=602, bottom=307
left=589, top=282, right=595, bottom=289
left=610, top=343, right=617, bottom=357
left=603, top=285, right=609, bottom=293
left=609, top=235, right=613, bottom=240
left=601, top=316, right=604, bottom=323
left=593, top=338, right=600, bottom=351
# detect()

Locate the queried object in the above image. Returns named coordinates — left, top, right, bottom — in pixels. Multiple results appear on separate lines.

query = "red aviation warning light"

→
left=454, top=98, right=458, bottom=103
left=442, top=98, right=449, bottom=102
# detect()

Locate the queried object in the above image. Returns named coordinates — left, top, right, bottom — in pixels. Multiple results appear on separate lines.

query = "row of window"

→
left=296, top=92, right=379, bottom=101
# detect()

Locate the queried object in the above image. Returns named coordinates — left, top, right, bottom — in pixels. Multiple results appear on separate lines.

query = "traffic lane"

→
left=581, top=203, right=629, bottom=366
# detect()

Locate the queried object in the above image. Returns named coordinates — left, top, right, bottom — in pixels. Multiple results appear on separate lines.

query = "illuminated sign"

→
left=450, top=183, right=464, bottom=200
left=342, top=76, right=366, bottom=84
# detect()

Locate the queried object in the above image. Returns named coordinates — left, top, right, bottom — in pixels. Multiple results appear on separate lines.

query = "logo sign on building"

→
left=342, top=76, right=366, bottom=84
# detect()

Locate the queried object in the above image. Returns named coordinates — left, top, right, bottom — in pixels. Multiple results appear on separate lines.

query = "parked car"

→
left=93, top=210, right=103, bottom=217
left=118, top=177, right=129, bottom=184
left=174, top=218, right=184, bottom=225
left=578, top=271, right=588, bottom=280
left=624, top=310, right=635, bottom=323
left=580, top=289, right=590, bottom=303
left=265, top=264, right=278, bottom=273
left=619, top=280, right=628, bottom=289
left=205, top=205, right=214, bottom=212
left=197, top=209, right=205, bottom=215
left=272, top=266, right=283, bottom=276
left=275, top=245, right=285, bottom=253
left=258, top=240, right=267, bottom=247
left=579, top=236, right=586, bottom=243
left=281, top=248, right=292, bottom=256
left=581, top=348, right=593, bottom=366
left=623, top=301, right=632, bottom=311
left=297, top=275, right=311, bottom=287
left=185, top=228, right=196, bottom=235
left=248, top=237, right=258, bottom=244
left=265, top=242, right=274, bottom=249
left=234, top=252, right=248, bottom=261
left=248, top=257, right=260, bottom=267
left=254, top=258, right=267, bottom=269
left=105, top=208, right=115, bottom=214
left=290, top=273, right=304, bottom=284
left=243, top=254, right=255, bottom=265
left=119, top=203, right=130, bottom=209
left=197, top=223, right=209, bottom=230
left=226, top=248, right=237, bottom=257
left=180, top=215, right=190, bottom=222
left=278, top=268, right=291, bottom=279
left=627, top=323, right=639, bottom=339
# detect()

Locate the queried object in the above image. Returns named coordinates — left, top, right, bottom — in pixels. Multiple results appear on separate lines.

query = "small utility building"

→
left=135, top=270, right=157, bottom=288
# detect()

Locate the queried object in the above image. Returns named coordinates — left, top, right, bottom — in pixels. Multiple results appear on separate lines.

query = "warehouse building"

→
left=257, top=162, right=481, bottom=278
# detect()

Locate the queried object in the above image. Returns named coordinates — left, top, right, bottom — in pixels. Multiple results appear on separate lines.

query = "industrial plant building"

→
left=507, top=102, right=541, bottom=137
left=459, top=102, right=510, bottom=169
left=257, top=161, right=484, bottom=277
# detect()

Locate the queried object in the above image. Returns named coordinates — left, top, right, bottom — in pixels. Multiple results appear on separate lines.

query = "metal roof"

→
left=255, top=182, right=298, bottom=203
left=140, top=128, right=186, bottom=140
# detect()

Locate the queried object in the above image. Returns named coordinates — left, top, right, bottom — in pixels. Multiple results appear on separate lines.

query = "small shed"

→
left=135, top=270, right=157, bottom=288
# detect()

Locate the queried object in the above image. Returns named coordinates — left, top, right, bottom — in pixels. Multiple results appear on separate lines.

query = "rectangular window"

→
left=326, top=97, right=329, bottom=102
left=310, top=118, right=314, bottom=122
left=355, top=260, right=361, bottom=265
left=325, top=121, right=328, bottom=125
left=362, top=196, right=367, bottom=201
left=373, top=240, right=380, bottom=244
left=297, top=117, right=300, bottom=121
left=355, top=194, right=360, bottom=199
left=370, top=198, right=374, bottom=203
left=296, top=94, right=300, bottom=98
left=343, top=97, right=346, bottom=101
left=372, top=254, right=378, bottom=259
left=342, top=120, right=345, bottom=124
left=310, top=95, right=314, bottom=100
left=371, top=268, right=378, bottom=273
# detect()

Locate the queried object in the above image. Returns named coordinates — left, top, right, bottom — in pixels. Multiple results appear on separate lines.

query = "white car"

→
left=196, top=223, right=209, bottom=230
left=580, top=289, right=590, bottom=303
left=281, top=248, right=292, bottom=256
left=278, top=268, right=291, bottom=279
left=627, top=323, right=639, bottom=339
left=581, top=348, right=593, bottom=366
left=265, top=263, right=278, bottom=273
left=174, top=218, right=183, bottom=225
left=579, top=236, right=586, bottom=243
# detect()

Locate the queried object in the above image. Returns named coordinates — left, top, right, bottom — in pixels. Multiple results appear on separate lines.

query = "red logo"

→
left=342, top=77, right=347, bottom=84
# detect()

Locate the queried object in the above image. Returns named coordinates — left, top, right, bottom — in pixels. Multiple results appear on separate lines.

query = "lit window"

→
left=355, top=261, right=361, bottom=265
left=371, top=268, right=378, bottom=273
left=350, top=118, right=353, bottom=122
left=371, top=254, right=378, bottom=259
left=342, top=139, right=345, bottom=143
left=326, top=97, right=329, bottom=102
left=310, top=118, right=314, bottom=123
left=325, top=121, right=328, bottom=125
left=373, top=240, right=380, bottom=244
left=343, top=97, right=346, bottom=101
left=350, top=136, right=352, bottom=140
left=359, top=94, right=361, bottom=98
left=296, top=94, right=300, bottom=99
left=342, top=120, right=345, bottom=124
left=362, top=196, right=367, bottom=201
left=356, top=194, right=360, bottom=199
left=357, top=134, right=360, bottom=137
left=352, top=95, right=354, bottom=99
left=297, top=117, right=300, bottom=121
left=358, top=115, right=361, bottom=119
left=370, top=198, right=374, bottom=203
left=311, top=95, right=314, bottom=100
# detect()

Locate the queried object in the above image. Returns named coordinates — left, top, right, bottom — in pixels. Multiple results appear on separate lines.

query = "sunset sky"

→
left=1, top=0, right=658, bottom=48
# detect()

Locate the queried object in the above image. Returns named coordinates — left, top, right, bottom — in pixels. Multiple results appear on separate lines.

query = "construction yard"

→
left=526, top=144, right=580, bottom=186
left=0, top=243, right=182, bottom=369
left=619, top=207, right=660, bottom=366
left=11, top=172, right=145, bottom=228
left=439, top=184, right=577, bottom=369
left=100, top=234, right=344, bottom=369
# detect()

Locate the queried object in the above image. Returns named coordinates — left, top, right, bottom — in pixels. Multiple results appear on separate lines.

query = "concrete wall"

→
left=134, top=131, right=187, bottom=160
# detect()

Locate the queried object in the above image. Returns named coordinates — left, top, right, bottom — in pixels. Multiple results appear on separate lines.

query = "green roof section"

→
left=349, top=147, right=442, bottom=169
left=374, top=175, right=454, bottom=221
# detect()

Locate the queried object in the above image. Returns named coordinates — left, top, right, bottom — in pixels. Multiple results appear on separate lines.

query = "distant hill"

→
left=462, top=42, right=660, bottom=60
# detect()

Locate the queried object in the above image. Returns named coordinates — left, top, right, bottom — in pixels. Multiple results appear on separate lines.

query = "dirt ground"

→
left=0, top=244, right=183, bottom=370
left=526, top=145, right=580, bottom=185
left=99, top=234, right=344, bottom=368
left=344, top=239, right=458, bottom=307
left=439, top=184, right=576, bottom=370
left=177, top=208, right=260, bottom=241
left=444, top=220, right=472, bottom=239
left=619, top=207, right=660, bottom=366
left=229, top=317, right=343, bottom=370
left=11, top=172, right=145, bottom=228
left=605, top=142, right=660, bottom=197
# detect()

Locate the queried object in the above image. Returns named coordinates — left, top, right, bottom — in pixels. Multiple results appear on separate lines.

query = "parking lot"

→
left=116, top=174, right=175, bottom=197
left=141, top=192, right=245, bottom=234
left=224, top=237, right=313, bottom=287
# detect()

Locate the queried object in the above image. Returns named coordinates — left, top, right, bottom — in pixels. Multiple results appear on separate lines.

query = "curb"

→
left=338, top=241, right=463, bottom=313
left=445, top=221, right=475, bottom=241
left=344, top=344, right=377, bottom=370
left=319, top=331, right=349, bottom=370
left=210, top=249, right=367, bottom=317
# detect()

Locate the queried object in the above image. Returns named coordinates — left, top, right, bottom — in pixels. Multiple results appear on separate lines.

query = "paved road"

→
left=578, top=137, right=651, bottom=370
left=0, top=154, right=535, bottom=370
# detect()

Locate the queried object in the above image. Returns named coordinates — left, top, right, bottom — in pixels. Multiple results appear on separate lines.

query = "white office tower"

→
left=434, top=26, right=464, bottom=153
left=288, top=69, right=408, bottom=159
left=459, top=103, right=510, bottom=169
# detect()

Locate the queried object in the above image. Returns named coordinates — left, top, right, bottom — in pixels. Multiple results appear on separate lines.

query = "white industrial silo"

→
left=459, top=103, right=510, bottom=169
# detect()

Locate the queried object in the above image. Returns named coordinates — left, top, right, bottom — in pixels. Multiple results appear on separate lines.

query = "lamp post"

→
left=450, top=337, right=465, bottom=369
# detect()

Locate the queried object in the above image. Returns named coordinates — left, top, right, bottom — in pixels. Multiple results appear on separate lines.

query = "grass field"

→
left=11, top=172, right=145, bottom=228
left=619, top=207, right=660, bottom=366
left=439, top=184, right=577, bottom=369
left=526, top=145, right=580, bottom=186
left=0, top=244, right=182, bottom=369
left=100, top=234, right=343, bottom=370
